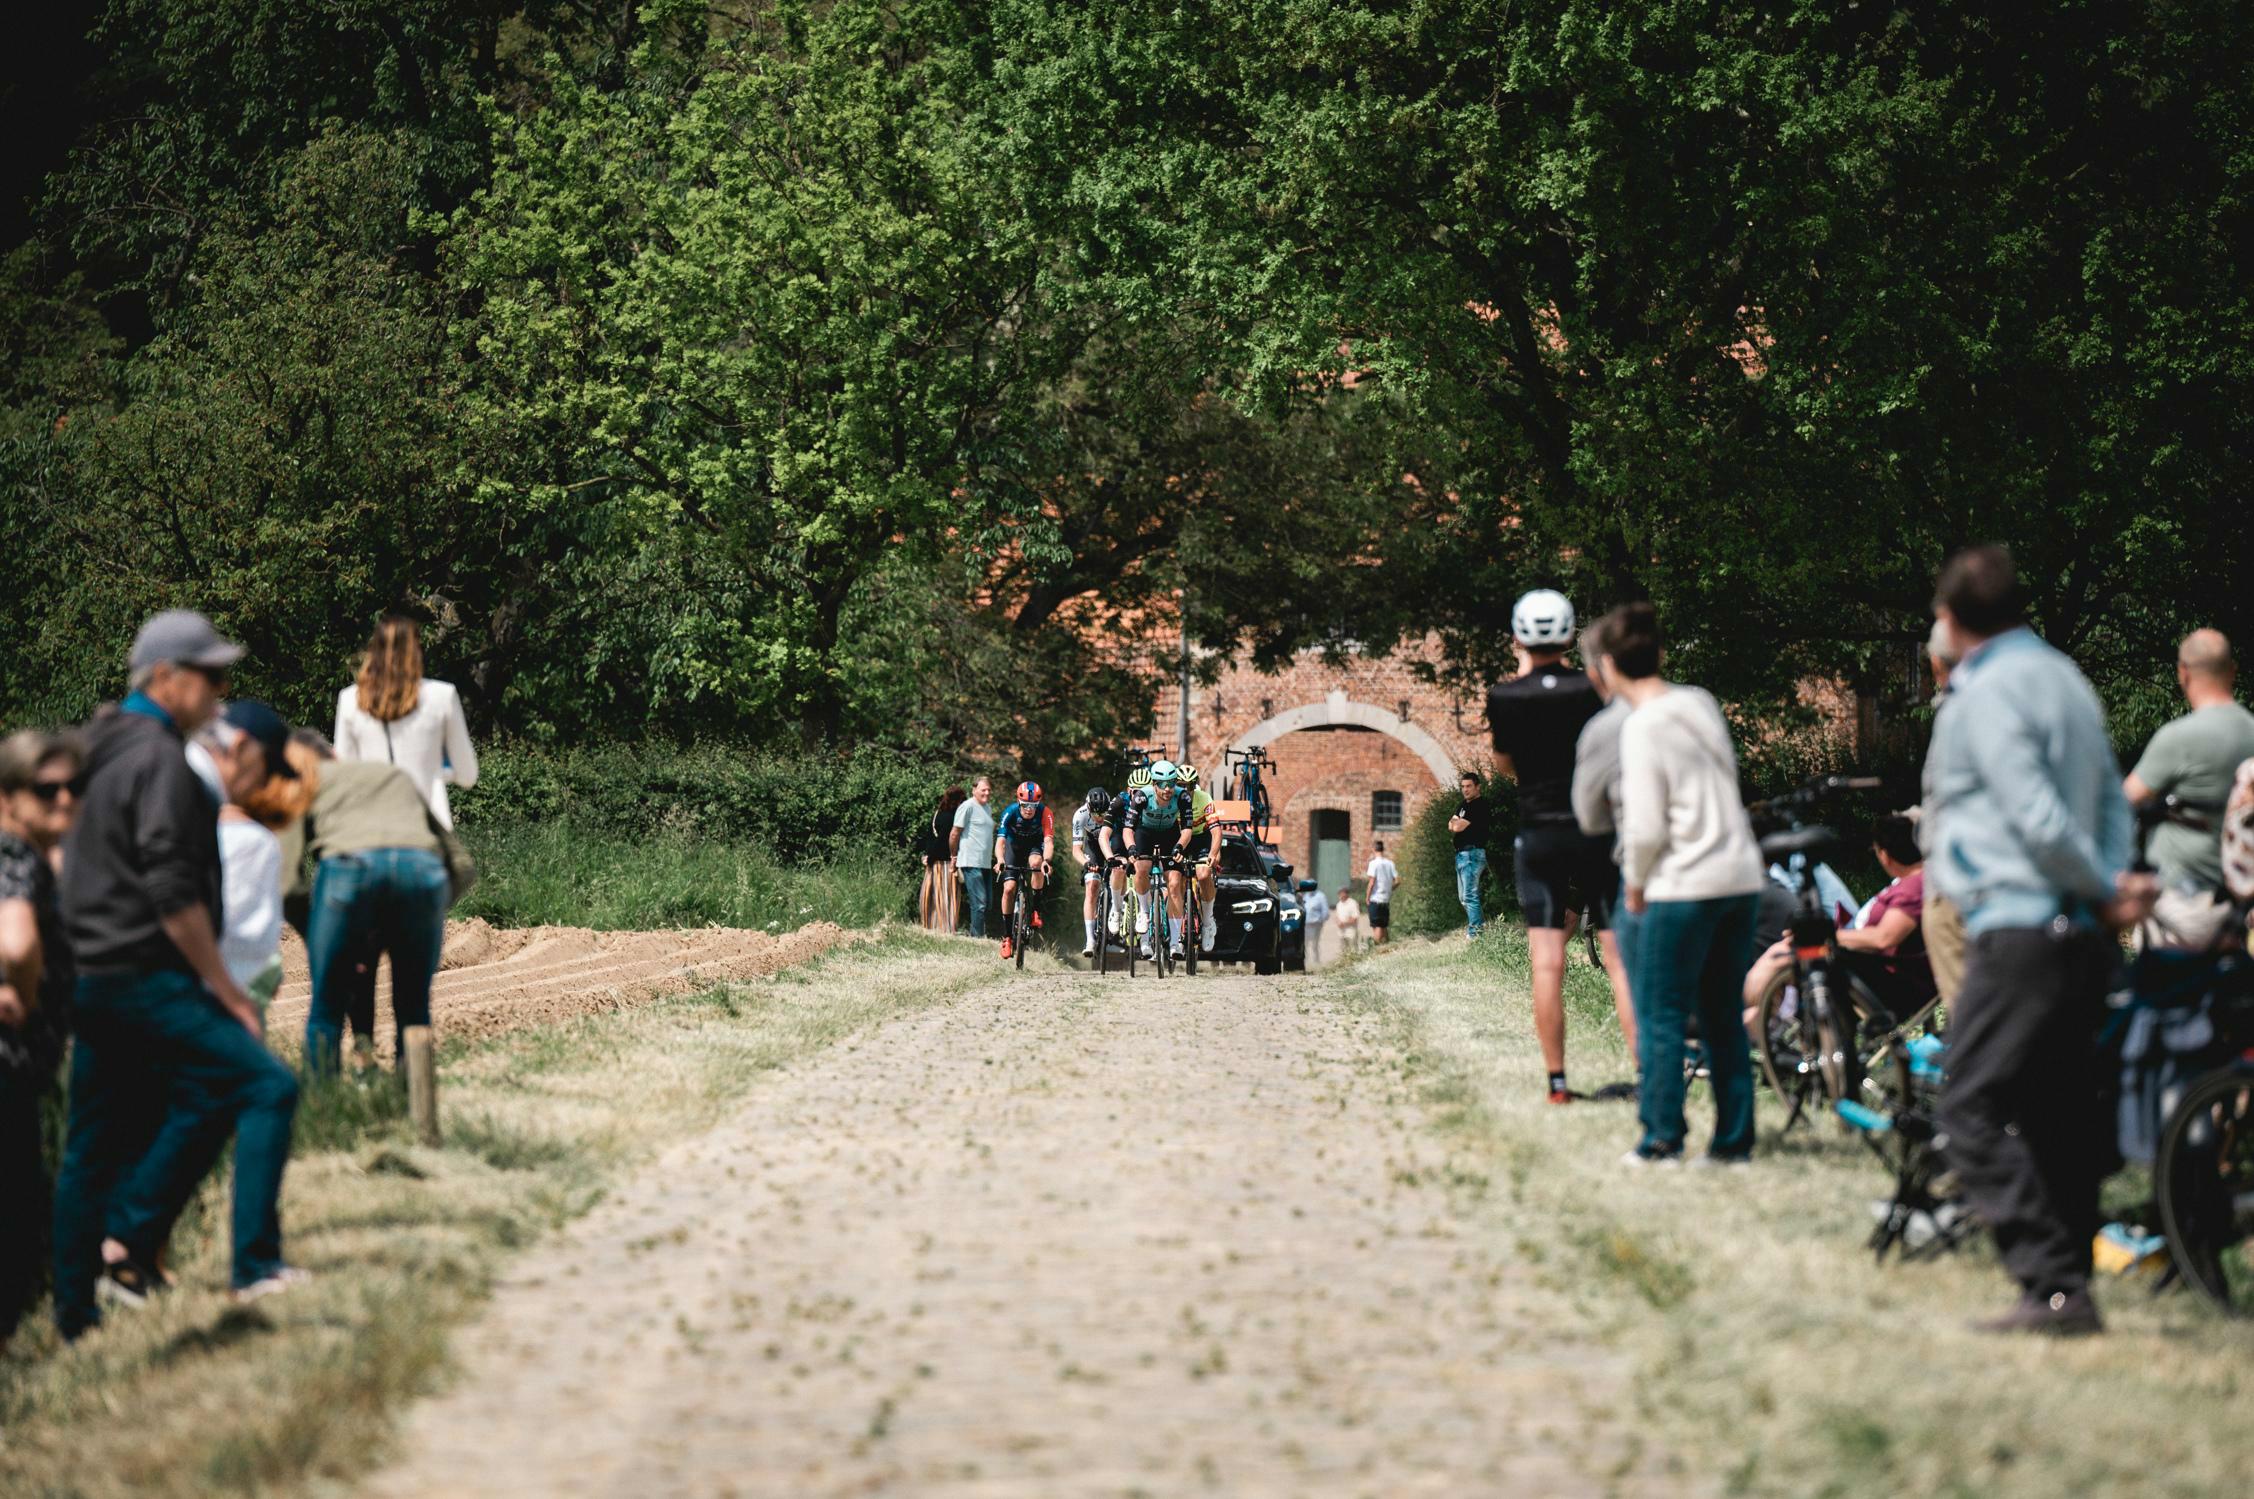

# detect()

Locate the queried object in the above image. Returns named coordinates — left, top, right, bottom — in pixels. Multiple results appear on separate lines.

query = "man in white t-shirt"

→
left=1365, top=842, right=1400, bottom=944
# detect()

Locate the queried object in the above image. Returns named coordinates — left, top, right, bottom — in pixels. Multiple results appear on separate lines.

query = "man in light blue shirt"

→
left=1925, top=546, right=2154, bottom=1338
left=950, top=777, right=998, bottom=939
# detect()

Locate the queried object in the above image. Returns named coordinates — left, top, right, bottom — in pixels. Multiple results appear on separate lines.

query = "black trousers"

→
left=0, top=1064, right=54, bottom=1342
left=1939, top=925, right=2114, bottom=1297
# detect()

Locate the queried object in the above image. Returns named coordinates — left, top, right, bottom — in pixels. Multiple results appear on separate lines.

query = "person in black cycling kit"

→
left=1489, top=589, right=1636, bottom=1104
left=1075, top=787, right=1122, bottom=957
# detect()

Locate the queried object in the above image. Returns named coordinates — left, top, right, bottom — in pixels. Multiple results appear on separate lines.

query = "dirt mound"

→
left=267, top=919, right=866, bottom=1059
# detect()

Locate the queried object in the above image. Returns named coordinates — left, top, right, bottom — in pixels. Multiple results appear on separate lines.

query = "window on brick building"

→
left=1372, top=790, right=1403, bottom=832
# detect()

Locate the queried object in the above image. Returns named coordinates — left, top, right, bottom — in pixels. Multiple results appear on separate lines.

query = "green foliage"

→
left=456, top=740, right=951, bottom=864
left=1388, top=778, right=1520, bottom=937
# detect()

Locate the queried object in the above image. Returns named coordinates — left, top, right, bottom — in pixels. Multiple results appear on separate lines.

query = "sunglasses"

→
left=27, top=776, right=86, bottom=803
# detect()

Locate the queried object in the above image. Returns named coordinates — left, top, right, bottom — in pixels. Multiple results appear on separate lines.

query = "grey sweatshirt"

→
left=1571, top=696, right=1630, bottom=862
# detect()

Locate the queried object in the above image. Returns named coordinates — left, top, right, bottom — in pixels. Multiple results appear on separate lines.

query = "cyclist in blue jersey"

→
left=1124, top=760, right=1195, bottom=959
left=995, top=781, right=1053, bottom=961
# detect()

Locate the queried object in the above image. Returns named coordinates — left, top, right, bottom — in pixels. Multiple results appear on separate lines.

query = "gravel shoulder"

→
left=362, top=957, right=1674, bottom=1498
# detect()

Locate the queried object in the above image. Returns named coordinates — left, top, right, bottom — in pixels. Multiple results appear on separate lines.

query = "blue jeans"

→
left=1628, top=892, right=1758, bottom=1159
left=306, top=848, right=450, bottom=1075
left=1454, top=849, right=1488, bottom=936
left=53, top=969, right=299, bottom=1333
left=960, top=865, right=996, bottom=939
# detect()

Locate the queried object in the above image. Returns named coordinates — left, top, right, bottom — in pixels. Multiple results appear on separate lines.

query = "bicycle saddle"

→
left=1759, top=826, right=1836, bottom=862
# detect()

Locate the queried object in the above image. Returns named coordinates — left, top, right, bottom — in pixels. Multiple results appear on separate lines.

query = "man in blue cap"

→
left=52, top=611, right=304, bottom=1339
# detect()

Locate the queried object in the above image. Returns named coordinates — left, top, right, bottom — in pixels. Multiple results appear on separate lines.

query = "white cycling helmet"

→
left=1511, top=589, right=1576, bottom=647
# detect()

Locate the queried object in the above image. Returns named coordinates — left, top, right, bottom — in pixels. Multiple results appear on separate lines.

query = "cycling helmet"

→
left=1511, top=588, right=1576, bottom=647
left=1148, top=760, right=1180, bottom=785
left=1177, top=763, right=1200, bottom=787
left=1016, top=780, right=1042, bottom=805
left=1127, top=768, right=1152, bottom=790
left=1084, top=786, right=1112, bottom=814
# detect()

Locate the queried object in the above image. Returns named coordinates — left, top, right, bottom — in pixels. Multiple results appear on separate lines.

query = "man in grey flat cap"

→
left=52, top=610, right=304, bottom=1340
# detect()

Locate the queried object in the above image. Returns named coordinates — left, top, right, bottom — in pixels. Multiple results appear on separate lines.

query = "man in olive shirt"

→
left=2123, top=629, right=2254, bottom=950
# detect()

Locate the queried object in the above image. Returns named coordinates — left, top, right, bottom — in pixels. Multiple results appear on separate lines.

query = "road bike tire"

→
left=1096, top=883, right=1112, bottom=975
left=2156, top=1063, right=2254, bottom=1316
left=1013, top=889, right=1028, bottom=971
left=1806, top=968, right=1863, bottom=1112
left=1752, top=966, right=1810, bottom=1112
left=1185, top=890, right=1200, bottom=978
left=1126, top=886, right=1139, bottom=976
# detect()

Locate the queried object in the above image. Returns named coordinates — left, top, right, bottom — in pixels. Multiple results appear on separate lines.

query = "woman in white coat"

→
left=330, top=616, right=478, bottom=1063
left=334, top=615, right=479, bottom=827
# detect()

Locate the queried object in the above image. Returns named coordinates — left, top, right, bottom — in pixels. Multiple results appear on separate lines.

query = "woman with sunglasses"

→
left=0, top=729, right=86, bottom=1352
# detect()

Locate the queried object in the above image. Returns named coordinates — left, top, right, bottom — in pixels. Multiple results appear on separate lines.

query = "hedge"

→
left=1386, top=775, right=1520, bottom=937
left=453, top=741, right=954, bottom=864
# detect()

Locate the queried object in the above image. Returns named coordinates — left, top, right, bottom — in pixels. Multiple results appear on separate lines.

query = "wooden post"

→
left=403, top=1025, right=440, bottom=1147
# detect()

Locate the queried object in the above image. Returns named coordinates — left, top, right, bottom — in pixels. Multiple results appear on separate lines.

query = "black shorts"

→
left=1132, top=826, right=1182, bottom=860
left=1081, top=837, right=1113, bottom=878
left=1002, top=834, right=1046, bottom=871
left=1369, top=900, right=1392, bottom=929
left=1514, top=822, right=1617, bottom=930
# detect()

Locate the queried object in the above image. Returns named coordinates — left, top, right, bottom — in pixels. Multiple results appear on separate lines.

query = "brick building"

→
left=1152, top=639, right=1488, bottom=898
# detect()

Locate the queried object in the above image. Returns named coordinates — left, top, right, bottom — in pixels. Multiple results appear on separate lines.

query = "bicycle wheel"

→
left=1096, top=882, right=1114, bottom=975
left=1013, top=888, right=1028, bottom=970
left=1805, top=969, right=1863, bottom=1111
left=1125, top=885, right=1139, bottom=975
left=1752, top=965, right=1813, bottom=1112
left=1185, top=886, right=1200, bottom=977
left=2156, top=1063, right=2254, bottom=1315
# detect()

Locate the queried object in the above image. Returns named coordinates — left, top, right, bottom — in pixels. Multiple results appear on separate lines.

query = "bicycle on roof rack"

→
left=1223, top=747, right=1277, bottom=840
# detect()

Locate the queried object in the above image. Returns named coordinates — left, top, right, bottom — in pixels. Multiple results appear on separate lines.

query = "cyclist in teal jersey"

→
left=1123, top=760, right=1193, bottom=959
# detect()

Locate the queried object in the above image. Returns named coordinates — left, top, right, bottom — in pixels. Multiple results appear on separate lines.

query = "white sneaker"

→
left=1201, top=913, right=1217, bottom=953
left=1689, top=1154, right=1752, bottom=1171
left=232, top=1266, right=313, bottom=1305
left=1618, top=1150, right=1682, bottom=1170
left=1081, top=942, right=1096, bottom=958
left=1135, top=905, right=1149, bottom=936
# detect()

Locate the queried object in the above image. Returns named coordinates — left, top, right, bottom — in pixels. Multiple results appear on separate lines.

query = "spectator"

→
left=286, top=731, right=452, bottom=1075
left=213, top=703, right=314, bottom=1009
left=1613, top=602, right=1765, bottom=1167
left=53, top=611, right=303, bottom=1338
left=0, top=730, right=84, bottom=1353
left=334, top=614, right=480, bottom=827
left=921, top=786, right=967, bottom=932
left=1365, top=843, right=1399, bottom=943
left=1447, top=772, right=1492, bottom=938
left=1297, top=880, right=1329, bottom=967
left=1919, top=618, right=1969, bottom=1005
left=2122, top=629, right=2254, bottom=951
left=1742, top=812, right=1933, bottom=1034
left=951, top=776, right=999, bottom=939
left=1926, top=545, right=2149, bottom=1335
left=1568, top=612, right=1640, bottom=1064
left=1332, top=887, right=1363, bottom=954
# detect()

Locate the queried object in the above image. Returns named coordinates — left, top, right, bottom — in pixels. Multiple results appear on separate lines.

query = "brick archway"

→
left=1235, top=692, right=1461, bottom=790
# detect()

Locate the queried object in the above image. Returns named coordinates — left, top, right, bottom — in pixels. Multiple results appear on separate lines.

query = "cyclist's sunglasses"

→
left=27, top=775, right=87, bottom=803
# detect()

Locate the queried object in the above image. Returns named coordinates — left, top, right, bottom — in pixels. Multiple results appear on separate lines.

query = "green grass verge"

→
left=0, top=930, right=998, bottom=1499
left=1330, top=934, right=2254, bottom=1499
left=455, top=821, right=915, bottom=931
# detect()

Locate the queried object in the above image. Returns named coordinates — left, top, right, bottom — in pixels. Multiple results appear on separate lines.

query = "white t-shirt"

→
left=219, top=817, right=284, bottom=992
left=1366, top=857, right=1399, bottom=904
left=335, top=678, right=480, bottom=829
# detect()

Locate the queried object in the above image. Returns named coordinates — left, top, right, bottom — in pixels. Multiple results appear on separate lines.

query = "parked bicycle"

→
left=1224, top=746, right=1276, bottom=840
left=1745, top=775, right=1889, bottom=1130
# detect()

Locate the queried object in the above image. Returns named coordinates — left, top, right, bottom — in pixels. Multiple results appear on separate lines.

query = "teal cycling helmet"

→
left=1149, top=760, right=1181, bottom=785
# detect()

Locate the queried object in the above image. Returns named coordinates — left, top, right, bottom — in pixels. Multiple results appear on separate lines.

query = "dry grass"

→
left=0, top=929, right=999, bottom=1499
left=1333, top=931, right=2254, bottom=1499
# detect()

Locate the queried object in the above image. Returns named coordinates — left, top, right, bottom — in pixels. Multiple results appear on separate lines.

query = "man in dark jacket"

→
left=52, top=610, right=302, bottom=1339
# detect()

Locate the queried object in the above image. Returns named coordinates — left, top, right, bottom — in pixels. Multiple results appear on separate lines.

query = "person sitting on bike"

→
left=1740, top=811, right=1934, bottom=1038
left=1123, top=761, right=1191, bottom=960
left=1177, top=763, right=1223, bottom=954
left=1075, top=787, right=1117, bottom=958
left=1489, top=588, right=1635, bottom=1104
left=994, top=781, right=1053, bottom=961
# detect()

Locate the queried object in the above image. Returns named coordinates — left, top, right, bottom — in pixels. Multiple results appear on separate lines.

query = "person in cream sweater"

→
left=1609, top=602, right=1764, bottom=1167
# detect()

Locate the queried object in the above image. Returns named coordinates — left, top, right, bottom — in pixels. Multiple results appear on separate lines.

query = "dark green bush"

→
left=1388, top=776, right=1520, bottom=937
left=454, top=741, right=955, bottom=864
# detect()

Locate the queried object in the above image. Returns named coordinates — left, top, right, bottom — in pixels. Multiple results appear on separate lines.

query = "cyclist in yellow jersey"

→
left=1178, top=765, right=1224, bottom=954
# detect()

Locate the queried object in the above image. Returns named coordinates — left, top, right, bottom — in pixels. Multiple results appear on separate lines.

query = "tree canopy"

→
left=3, top=1, right=2248, bottom=766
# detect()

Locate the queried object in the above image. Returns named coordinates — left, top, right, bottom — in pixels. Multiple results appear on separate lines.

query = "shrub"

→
left=454, top=741, right=954, bottom=864
left=1387, top=776, right=1519, bottom=937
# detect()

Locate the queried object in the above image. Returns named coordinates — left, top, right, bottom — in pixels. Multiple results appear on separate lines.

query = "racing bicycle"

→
left=1000, top=862, right=1035, bottom=970
left=1224, top=747, right=1277, bottom=839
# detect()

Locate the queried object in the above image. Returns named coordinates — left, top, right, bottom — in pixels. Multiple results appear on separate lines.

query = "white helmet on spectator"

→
left=1511, top=589, right=1576, bottom=647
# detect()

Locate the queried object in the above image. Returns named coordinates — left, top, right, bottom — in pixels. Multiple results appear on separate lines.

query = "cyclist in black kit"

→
left=1488, top=589, right=1636, bottom=1104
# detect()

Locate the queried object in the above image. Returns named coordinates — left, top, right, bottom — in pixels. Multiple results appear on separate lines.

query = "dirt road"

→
left=363, top=961, right=1670, bottom=1497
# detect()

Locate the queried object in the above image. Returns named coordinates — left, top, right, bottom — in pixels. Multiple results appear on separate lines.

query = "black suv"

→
left=1258, top=848, right=1308, bottom=971
left=1208, top=830, right=1289, bottom=974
